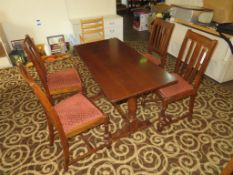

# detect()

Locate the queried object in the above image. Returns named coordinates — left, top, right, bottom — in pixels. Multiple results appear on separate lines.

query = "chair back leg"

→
left=158, top=101, right=171, bottom=132
left=47, top=119, right=55, bottom=146
left=188, top=95, right=196, bottom=121
left=104, top=117, right=111, bottom=149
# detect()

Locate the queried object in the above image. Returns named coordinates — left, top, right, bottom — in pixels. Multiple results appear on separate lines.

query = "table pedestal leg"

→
left=111, top=97, right=152, bottom=141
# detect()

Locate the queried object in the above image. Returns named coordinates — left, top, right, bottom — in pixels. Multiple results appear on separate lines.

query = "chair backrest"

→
left=80, top=17, right=105, bottom=44
left=148, top=18, right=174, bottom=66
left=17, top=63, right=67, bottom=142
left=23, top=35, right=50, bottom=97
left=175, top=30, right=217, bottom=90
left=24, top=35, right=47, bottom=75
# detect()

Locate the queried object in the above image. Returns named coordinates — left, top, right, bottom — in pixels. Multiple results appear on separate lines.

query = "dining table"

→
left=75, top=38, right=177, bottom=141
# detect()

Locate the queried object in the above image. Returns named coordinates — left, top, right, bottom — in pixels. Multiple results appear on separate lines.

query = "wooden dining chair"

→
left=140, top=18, right=175, bottom=106
left=17, top=63, right=111, bottom=171
left=79, top=17, right=105, bottom=44
left=221, top=158, right=233, bottom=175
left=23, top=35, right=83, bottom=98
left=156, top=30, right=217, bottom=132
left=143, top=18, right=174, bottom=68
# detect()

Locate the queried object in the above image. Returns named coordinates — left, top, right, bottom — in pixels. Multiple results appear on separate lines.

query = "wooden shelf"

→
left=128, top=0, right=156, bottom=10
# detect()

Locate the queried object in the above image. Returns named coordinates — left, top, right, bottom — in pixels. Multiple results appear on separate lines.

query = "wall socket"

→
left=35, top=20, right=42, bottom=26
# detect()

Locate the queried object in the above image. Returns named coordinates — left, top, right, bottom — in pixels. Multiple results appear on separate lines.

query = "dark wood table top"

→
left=75, top=38, right=176, bottom=103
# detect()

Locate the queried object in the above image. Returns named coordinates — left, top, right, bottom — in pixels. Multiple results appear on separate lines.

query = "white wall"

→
left=66, top=0, right=116, bottom=19
left=0, top=0, right=116, bottom=52
left=0, top=0, right=73, bottom=50
left=0, top=23, right=10, bottom=52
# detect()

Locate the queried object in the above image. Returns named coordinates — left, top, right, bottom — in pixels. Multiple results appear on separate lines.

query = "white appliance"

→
left=170, top=5, right=214, bottom=23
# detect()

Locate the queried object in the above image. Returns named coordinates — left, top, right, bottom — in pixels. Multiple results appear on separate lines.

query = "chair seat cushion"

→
left=47, top=68, right=82, bottom=94
left=158, top=73, right=194, bottom=99
left=143, top=53, right=161, bottom=65
left=54, top=94, right=106, bottom=137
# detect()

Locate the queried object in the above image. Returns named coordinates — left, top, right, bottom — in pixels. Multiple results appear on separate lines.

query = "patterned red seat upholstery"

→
left=143, top=53, right=161, bottom=66
left=158, top=73, right=194, bottom=99
left=18, top=63, right=110, bottom=171
left=47, top=68, right=82, bottom=94
left=54, top=93, right=106, bottom=137
left=23, top=35, right=82, bottom=96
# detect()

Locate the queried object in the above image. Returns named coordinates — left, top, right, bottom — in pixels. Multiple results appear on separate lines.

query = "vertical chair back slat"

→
left=187, top=47, right=207, bottom=82
left=183, top=42, right=202, bottom=79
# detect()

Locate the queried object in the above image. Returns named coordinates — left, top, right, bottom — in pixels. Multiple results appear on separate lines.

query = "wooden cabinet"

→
left=71, top=15, right=123, bottom=44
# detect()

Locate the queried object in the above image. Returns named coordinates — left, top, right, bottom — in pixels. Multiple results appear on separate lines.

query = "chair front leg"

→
left=157, top=100, right=170, bottom=132
left=160, top=56, right=166, bottom=68
left=63, top=145, right=70, bottom=171
left=60, top=138, right=70, bottom=172
left=188, top=95, right=195, bottom=121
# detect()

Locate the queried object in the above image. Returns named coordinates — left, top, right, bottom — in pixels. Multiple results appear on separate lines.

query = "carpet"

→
left=0, top=41, right=233, bottom=175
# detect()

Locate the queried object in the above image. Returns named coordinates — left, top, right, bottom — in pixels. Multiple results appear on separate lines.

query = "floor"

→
left=118, top=11, right=233, bottom=92
left=1, top=42, right=232, bottom=174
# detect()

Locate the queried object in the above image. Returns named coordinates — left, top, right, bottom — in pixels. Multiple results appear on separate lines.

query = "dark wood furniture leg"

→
left=157, top=100, right=172, bottom=132
left=112, top=97, right=152, bottom=141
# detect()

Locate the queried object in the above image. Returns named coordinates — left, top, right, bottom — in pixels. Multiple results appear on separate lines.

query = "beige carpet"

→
left=0, top=41, right=233, bottom=175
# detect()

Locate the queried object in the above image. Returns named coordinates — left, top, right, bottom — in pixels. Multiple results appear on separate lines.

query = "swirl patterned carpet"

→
left=0, top=41, right=233, bottom=175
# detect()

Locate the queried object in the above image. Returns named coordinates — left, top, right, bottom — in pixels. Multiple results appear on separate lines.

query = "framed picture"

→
left=11, top=39, right=24, bottom=51
left=47, top=34, right=67, bottom=54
